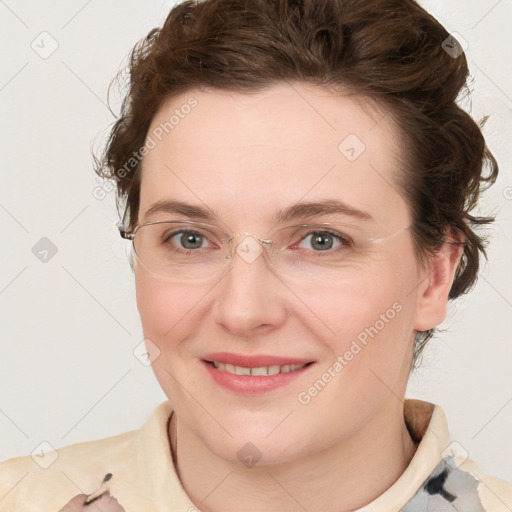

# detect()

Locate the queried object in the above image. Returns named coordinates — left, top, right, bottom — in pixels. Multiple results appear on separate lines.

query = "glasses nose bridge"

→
left=225, top=229, right=275, bottom=264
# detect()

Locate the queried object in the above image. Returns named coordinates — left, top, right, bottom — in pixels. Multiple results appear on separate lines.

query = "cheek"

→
left=135, top=271, right=202, bottom=347
left=303, top=255, right=418, bottom=388
left=305, top=266, right=411, bottom=342
left=134, top=272, right=206, bottom=398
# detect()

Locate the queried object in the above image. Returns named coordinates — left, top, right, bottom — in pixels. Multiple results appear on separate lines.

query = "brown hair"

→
left=93, top=0, right=498, bottom=369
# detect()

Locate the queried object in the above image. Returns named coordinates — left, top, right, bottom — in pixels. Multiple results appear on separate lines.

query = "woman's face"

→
left=134, top=82, right=435, bottom=464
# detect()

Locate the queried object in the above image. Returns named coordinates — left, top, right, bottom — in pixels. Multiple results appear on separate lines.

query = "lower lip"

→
left=202, top=360, right=315, bottom=394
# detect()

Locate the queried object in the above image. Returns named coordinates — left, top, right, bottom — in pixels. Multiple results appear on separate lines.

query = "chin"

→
left=193, top=416, right=310, bottom=466
left=215, top=436, right=305, bottom=468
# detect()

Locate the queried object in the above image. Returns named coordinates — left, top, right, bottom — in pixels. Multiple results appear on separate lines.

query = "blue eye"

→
left=168, top=230, right=209, bottom=251
left=298, top=230, right=351, bottom=252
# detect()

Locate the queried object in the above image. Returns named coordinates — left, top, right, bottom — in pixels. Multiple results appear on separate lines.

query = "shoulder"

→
left=0, top=429, right=138, bottom=511
left=400, top=399, right=512, bottom=511
left=0, top=401, right=174, bottom=511
left=462, top=457, right=512, bottom=511
left=402, top=447, right=512, bottom=511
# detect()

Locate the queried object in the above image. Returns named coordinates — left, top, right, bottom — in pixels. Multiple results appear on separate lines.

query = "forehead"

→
left=139, top=82, right=410, bottom=229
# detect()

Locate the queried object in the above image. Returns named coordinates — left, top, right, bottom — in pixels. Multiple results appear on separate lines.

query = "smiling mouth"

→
left=205, top=360, right=314, bottom=376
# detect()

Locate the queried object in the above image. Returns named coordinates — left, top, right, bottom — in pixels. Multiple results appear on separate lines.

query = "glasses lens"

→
left=131, top=221, right=407, bottom=283
left=263, top=222, right=390, bottom=282
left=133, top=221, right=231, bottom=281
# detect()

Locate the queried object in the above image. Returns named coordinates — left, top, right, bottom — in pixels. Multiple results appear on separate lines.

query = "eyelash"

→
left=164, top=229, right=354, bottom=255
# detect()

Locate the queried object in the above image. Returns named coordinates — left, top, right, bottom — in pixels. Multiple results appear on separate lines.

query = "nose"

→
left=212, top=236, right=287, bottom=337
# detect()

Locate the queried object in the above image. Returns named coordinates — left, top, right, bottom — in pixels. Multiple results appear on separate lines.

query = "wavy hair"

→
left=93, top=0, right=498, bottom=369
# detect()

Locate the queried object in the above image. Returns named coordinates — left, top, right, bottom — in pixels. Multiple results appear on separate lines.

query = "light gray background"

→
left=1, top=0, right=511, bottom=483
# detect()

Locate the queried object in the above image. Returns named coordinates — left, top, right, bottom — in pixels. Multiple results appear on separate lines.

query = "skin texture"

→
left=134, top=81, right=463, bottom=512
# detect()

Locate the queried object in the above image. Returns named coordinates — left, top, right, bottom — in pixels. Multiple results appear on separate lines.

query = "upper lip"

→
left=202, top=352, right=315, bottom=367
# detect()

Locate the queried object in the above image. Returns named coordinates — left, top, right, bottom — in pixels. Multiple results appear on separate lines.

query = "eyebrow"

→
left=143, top=198, right=374, bottom=224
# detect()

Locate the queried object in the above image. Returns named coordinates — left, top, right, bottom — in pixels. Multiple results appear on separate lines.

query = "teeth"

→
left=251, top=366, right=269, bottom=376
left=211, top=361, right=307, bottom=376
left=235, top=365, right=251, bottom=376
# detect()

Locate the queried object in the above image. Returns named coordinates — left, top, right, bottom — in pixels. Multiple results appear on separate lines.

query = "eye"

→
left=297, top=230, right=351, bottom=252
left=166, top=230, right=210, bottom=251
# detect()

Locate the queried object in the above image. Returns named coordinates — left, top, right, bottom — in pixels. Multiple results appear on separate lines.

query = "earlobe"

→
left=413, top=232, right=465, bottom=332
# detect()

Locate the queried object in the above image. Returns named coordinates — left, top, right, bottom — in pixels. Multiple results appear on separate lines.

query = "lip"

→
left=201, top=353, right=316, bottom=394
left=202, top=352, right=314, bottom=367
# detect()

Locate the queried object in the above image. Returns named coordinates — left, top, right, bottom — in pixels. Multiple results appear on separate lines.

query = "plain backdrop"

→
left=0, top=0, right=511, bottom=483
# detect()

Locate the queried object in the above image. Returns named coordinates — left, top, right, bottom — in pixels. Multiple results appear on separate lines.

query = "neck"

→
left=168, top=399, right=418, bottom=512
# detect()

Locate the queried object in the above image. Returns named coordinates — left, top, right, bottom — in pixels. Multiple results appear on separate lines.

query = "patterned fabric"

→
left=402, top=455, right=486, bottom=511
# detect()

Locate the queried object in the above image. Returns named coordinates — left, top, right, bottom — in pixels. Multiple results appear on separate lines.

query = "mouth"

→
left=201, top=354, right=316, bottom=394
left=204, top=360, right=314, bottom=376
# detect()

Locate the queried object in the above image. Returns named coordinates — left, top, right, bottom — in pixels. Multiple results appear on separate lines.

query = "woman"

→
left=1, top=0, right=511, bottom=510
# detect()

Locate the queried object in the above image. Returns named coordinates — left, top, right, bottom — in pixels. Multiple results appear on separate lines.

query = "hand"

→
left=58, top=490, right=125, bottom=511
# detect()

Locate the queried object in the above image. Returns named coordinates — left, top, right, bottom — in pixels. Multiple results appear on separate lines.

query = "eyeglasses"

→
left=118, top=219, right=411, bottom=283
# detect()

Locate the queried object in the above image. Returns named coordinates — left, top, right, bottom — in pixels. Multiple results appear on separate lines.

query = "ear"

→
left=413, top=229, right=465, bottom=332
